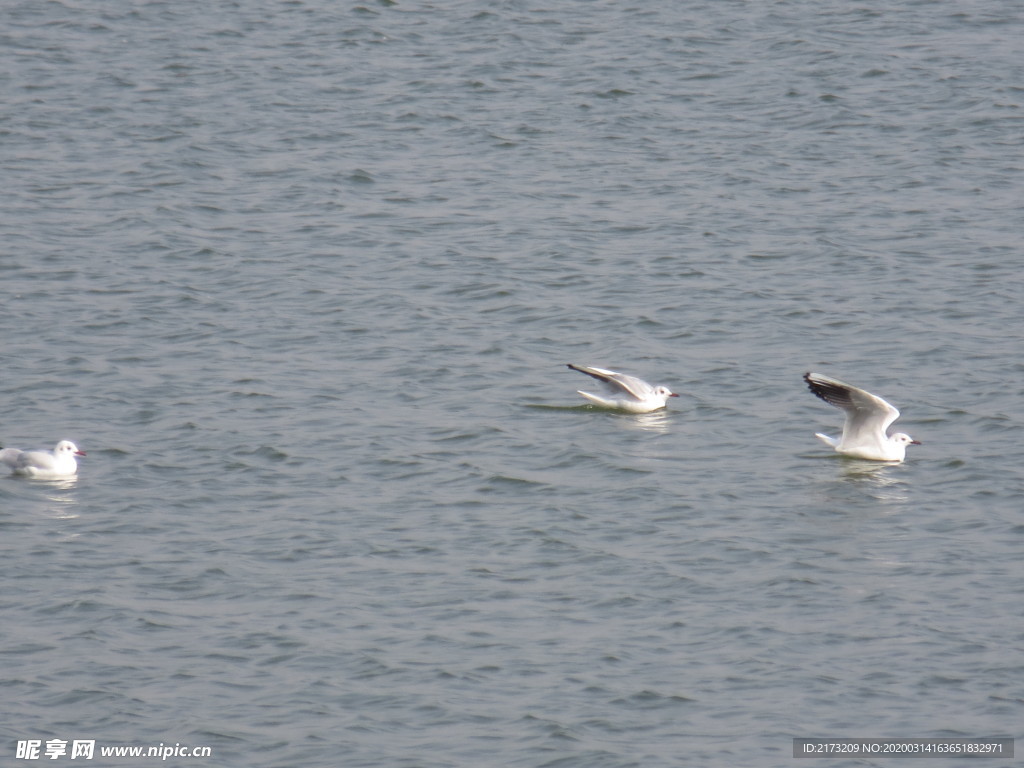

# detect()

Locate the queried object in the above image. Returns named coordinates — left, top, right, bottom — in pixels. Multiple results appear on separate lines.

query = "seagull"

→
left=803, top=372, right=920, bottom=462
left=0, top=440, right=86, bottom=479
left=567, top=364, right=679, bottom=413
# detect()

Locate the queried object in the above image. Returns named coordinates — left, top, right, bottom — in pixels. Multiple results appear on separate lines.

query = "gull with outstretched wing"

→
left=567, top=364, right=679, bottom=413
left=803, top=372, right=920, bottom=462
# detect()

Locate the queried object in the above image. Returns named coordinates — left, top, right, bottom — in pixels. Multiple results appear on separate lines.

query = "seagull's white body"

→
left=567, top=364, right=679, bottom=413
left=0, top=440, right=86, bottom=479
left=803, top=372, right=920, bottom=462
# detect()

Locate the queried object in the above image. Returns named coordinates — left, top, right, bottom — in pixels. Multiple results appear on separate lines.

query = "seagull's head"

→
left=654, top=386, right=679, bottom=400
left=892, top=433, right=921, bottom=447
left=55, top=440, right=86, bottom=457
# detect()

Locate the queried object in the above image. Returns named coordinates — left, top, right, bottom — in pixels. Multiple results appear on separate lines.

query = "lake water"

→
left=2, top=1, right=1022, bottom=766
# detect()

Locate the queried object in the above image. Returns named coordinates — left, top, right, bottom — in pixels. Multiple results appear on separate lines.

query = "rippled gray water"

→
left=2, top=1, right=1022, bottom=766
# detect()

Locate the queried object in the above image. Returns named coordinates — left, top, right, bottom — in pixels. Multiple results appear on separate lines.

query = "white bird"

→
left=567, top=364, right=679, bottom=413
left=0, top=440, right=86, bottom=479
left=803, top=372, right=920, bottom=462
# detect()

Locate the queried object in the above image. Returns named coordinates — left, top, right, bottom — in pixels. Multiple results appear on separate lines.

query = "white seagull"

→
left=803, top=372, right=920, bottom=462
left=0, top=440, right=86, bottom=479
left=567, top=364, right=679, bottom=413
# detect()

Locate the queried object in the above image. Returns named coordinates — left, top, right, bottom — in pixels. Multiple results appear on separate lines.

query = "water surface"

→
left=2, top=1, right=1022, bottom=766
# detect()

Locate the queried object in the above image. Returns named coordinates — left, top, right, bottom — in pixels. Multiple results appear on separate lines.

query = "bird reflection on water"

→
left=836, top=459, right=911, bottom=506
left=619, top=410, right=671, bottom=434
left=36, top=476, right=81, bottom=520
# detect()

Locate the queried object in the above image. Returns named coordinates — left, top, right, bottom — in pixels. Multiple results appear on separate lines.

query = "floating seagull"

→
left=803, top=372, right=920, bottom=462
left=567, top=364, right=679, bottom=413
left=0, top=440, right=86, bottom=479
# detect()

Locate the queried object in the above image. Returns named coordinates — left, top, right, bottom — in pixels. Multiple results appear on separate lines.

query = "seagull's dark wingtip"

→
left=802, top=371, right=816, bottom=394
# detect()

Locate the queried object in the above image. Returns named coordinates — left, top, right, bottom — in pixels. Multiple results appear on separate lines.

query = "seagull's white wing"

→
left=16, top=449, right=58, bottom=471
left=804, top=372, right=900, bottom=447
left=567, top=364, right=653, bottom=402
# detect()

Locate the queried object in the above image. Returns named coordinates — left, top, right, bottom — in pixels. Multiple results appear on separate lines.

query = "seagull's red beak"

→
left=909, top=440, right=921, bottom=445
left=75, top=450, right=87, bottom=456
left=669, top=393, right=680, bottom=397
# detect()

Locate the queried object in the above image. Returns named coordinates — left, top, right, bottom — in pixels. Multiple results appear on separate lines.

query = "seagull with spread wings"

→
left=567, top=364, right=679, bottom=413
left=803, top=372, right=920, bottom=462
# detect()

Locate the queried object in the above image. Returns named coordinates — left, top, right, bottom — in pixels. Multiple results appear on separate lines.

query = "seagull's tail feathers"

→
left=577, top=390, right=614, bottom=408
left=0, top=448, right=22, bottom=468
left=814, top=432, right=840, bottom=448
